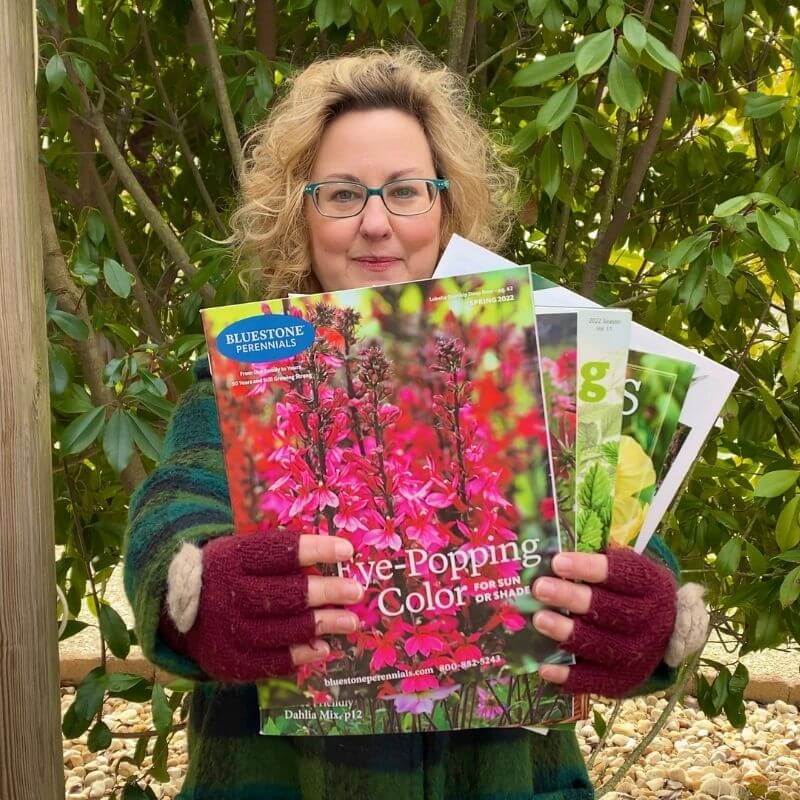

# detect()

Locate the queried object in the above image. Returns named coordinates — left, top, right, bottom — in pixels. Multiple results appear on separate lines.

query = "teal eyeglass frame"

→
left=303, top=177, right=450, bottom=217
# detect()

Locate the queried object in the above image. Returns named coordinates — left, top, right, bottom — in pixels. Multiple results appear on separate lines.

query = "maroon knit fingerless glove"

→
left=561, top=546, right=677, bottom=698
left=158, top=530, right=317, bottom=683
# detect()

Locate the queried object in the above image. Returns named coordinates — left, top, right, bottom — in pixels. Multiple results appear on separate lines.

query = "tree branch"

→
left=66, top=118, right=165, bottom=344
left=255, top=0, right=277, bottom=60
left=139, top=13, right=228, bottom=235
left=38, top=166, right=146, bottom=492
left=447, top=0, right=477, bottom=76
left=582, top=0, right=694, bottom=297
left=190, top=0, right=244, bottom=180
left=67, top=66, right=215, bottom=304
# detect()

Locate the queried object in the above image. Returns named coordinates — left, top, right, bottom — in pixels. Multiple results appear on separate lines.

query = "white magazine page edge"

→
left=435, top=234, right=738, bottom=554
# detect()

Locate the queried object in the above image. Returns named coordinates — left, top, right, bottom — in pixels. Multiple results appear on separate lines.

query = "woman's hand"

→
left=161, top=530, right=364, bottom=683
left=530, top=548, right=678, bottom=697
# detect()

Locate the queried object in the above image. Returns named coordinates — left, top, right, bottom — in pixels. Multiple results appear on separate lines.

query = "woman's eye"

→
left=333, top=190, right=355, bottom=201
left=391, top=187, right=418, bottom=198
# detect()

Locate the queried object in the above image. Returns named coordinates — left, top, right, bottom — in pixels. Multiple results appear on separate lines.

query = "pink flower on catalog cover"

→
left=475, top=686, right=504, bottom=720
left=333, top=495, right=369, bottom=532
left=362, top=518, right=402, bottom=550
left=485, top=604, right=526, bottom=633
left=370, top=638, right=399, bottom=671
left=404, top=629, right=446, bottom=658
left=387, top=683, right=459, bottom=715
left=399, top=672, right=440, bottom=694
left=404, top=508, right=449, bottom=550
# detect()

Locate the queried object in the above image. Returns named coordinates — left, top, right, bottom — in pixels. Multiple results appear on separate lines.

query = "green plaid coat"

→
left=123, top=357, right=680, bottom=800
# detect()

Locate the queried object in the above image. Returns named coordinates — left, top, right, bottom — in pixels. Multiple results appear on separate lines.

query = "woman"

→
left=123, top=47, right=708, bottom=800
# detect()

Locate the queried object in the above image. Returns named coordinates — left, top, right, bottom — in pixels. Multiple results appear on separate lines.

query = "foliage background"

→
left=38, top=0, right=799, bottom=795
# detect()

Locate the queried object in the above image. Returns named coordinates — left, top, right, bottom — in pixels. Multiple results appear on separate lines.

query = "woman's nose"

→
left=358, top=195, right=393, bottom=238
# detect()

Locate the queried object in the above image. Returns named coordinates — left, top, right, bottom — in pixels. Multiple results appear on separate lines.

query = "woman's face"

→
left=304, top=108, right=443, bottom=292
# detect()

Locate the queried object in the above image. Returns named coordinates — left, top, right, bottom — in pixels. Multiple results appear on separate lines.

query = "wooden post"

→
left=0, top=2, right=65, bottom=798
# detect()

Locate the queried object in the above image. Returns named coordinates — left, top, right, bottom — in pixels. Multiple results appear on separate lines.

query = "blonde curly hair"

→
left=228, top=46, right=520, bottom=299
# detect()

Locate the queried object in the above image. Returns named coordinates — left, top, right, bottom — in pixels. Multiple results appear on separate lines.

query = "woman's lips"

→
left=353, top=258, right=401, bottom=271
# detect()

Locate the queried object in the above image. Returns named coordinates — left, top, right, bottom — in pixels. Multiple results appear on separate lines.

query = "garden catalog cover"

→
left=201, top=267, right=575, bottom=735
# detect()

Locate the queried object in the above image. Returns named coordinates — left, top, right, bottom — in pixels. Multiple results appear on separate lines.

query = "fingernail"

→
left=534, top=610, right=557, bottom=634
left=311, top=640, right=329, bottom=656
left=553, top=553, right=575, bottom=577
left=534, top=578, right=556, bottom=601
left=337, top=614, right=358, bottom=632
left=346, top=581, right=364, bottom=602
left=335, top=540, right=354, bottom=561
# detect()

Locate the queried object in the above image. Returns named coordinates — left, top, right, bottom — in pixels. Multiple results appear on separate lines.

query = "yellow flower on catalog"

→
left=610, top=494, right=649, bottom=546
left=614, top=435, right=657, bottom=498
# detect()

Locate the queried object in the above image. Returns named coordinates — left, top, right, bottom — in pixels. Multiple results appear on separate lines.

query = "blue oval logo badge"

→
left=217, top=314, right=315, bottom=363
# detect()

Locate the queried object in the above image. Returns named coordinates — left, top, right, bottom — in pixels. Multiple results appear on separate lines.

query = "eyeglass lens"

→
left=314, top=179, right=437, bottom=217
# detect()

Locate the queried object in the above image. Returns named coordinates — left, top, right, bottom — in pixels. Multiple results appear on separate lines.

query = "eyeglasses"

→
left=303, top=178, right=449, bottom=218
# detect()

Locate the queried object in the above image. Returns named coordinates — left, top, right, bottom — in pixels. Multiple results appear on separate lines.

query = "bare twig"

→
left=190, top=0, right=244, bottom=179
left=139, top=13, right=227, bottom=235
left=582, top=0, right=694, bottom=297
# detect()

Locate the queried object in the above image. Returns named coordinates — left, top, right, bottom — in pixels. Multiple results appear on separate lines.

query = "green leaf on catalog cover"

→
left=575, top=29, right=614, bottom=76
left=103, top=409, right=135, bottom=473
left=608, top=55, right=643, bottom=113
left=753, top=470, right=800, bottom=498
left=579, top=463, right=612, bottom=510
left=99, top=602, right=130, bottom=659
left=61, top=405, right=106, bottom=454
left=600, top=441, right=618, bottom=467
left=511, top=52, right=575, bottom=87
left=776, top=495, right=800, bottom=551
left=576, top=509, right=604, bottom=552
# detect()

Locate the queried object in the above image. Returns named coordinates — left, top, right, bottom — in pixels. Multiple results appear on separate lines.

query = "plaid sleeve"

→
left=122, top=357, right=233, bottom=679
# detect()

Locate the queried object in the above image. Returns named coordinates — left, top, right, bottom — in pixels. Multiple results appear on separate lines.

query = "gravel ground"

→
left=60, top=688, right=800, bottom=799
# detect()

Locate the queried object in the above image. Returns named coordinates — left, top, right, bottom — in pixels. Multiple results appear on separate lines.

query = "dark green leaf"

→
left=61, top=406, right=106, bottom=454
left=561, top=118, right=584, bottom=169
left=578, top=117, right=615, bottom=159
left=754, top=470, right=800, bottom=498
left=511, top=52, right=575, bottom=87
left=678, top=261, right=707, bottom=313
left=713, top=195, right=750, bottom=217
left=644, top=33, right=682, bottom=74
left=782, top=325, right=800, bottom=388
left=755, top=209, right=790, bottom=252
left=592, top=708, right=607, bottom=738
left=103, top=409, right=135, bottom=473
left=99, top=602, right=130, bottom=659
left=575, top=29, right=614, bottom=77
left=128, top=413, right=164, bottom=462
left=780, top=566, right=800, bottom=608
left=87, top=210, right=105, bottom=244
left=87, top=720, right=112, bottom=752
left=743, top=92, right=788, bottom=119
left=536, top=82, right=578, bottom=133
left=62, top=702, right=93, bottom=738
left=45, top=53, right=67, bottom=89
left=74, top=667, right=105, bottom=721
left=103, top=258, right=136, bottom=298
left=608, top=55, right=643, bottom=113
left=538, top=138, right=561, bottom=198
left=716, top=537, right=741, bottom=576
left=50, top=309, right=90, bottom=341
left=622, top=15, right=646, bottom=52
left=777, top=495, right=800, bottom=551
left=152, top=682, right=173, bottom=733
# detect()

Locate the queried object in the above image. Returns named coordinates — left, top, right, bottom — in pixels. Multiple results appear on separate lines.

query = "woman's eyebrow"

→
left=322, top=168, right=420, bottom=181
